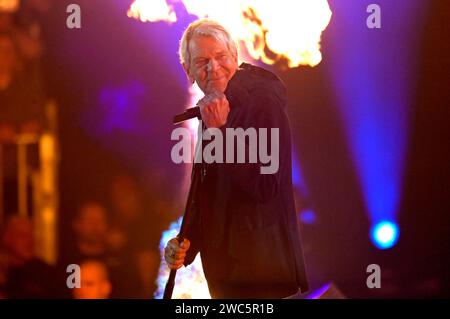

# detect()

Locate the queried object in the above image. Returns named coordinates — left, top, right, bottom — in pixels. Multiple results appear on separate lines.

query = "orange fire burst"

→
left=127, top=0, right=177, bottom=23
left=127, top=0, right=332, bottom=67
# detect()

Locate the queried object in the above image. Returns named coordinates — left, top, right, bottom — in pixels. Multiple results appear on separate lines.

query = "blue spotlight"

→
left=371, top=221, right=399, bottom=250
left=299, top=209, right=317, bottom=225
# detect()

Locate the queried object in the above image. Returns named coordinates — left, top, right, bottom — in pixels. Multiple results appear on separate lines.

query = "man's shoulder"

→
left=239, top=63, right=279, bottom=80
left=226, top=63, right=287, bottom=109
left=239, top=63, right=285, bottom=90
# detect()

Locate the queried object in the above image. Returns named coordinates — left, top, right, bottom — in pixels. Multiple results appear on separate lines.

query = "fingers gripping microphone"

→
left=173, top=64, right=250, bottom=125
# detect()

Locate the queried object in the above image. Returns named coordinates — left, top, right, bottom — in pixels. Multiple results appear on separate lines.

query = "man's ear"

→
left=182, top=63, right=195, bottom=84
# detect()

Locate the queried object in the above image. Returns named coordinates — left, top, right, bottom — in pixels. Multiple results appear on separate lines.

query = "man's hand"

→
left=198, top=90, right=230, bottom=128
left=164, top=238, right=190, bottom=270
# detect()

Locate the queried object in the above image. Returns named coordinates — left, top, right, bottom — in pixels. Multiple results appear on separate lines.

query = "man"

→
left=164, top=19, right=308, bottom=298
left=61, top=201, right=142, bottom=298
left=72, top=260, right=112, bottom=299
left=70, top=202, right=111, bottom=262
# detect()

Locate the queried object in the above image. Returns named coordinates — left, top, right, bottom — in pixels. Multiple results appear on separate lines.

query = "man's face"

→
left=73, top=263, right=111, bottom=299
left=74, top=204, right=108, bottom=244
left=185, top=35, right=238, bottom=94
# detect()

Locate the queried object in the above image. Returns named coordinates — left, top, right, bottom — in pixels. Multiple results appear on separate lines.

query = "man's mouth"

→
left=208, top=76, right=225, bottom=82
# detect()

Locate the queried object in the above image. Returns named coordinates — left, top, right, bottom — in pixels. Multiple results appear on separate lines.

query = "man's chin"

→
left=206, top=82, right=227, bottom=94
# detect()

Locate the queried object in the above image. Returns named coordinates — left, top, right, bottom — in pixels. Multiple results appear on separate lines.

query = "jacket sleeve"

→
left=182, top=200, right=201, bottom=266
left=219, top=85, right=289, bottom=203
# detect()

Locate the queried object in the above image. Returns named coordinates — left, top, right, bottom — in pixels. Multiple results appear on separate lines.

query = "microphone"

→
left=173, top=106, right=201, bottom=124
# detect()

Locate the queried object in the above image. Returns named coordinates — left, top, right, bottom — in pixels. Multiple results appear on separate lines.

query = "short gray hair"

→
left=179, top=19, right=238, bottom=67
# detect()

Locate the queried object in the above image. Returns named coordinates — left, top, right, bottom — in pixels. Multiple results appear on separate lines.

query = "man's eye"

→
left=196, top=60, right=207, bottom=67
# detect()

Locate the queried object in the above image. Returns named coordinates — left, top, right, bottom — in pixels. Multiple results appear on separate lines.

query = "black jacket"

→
left=184, top=63, right=309, bottom=298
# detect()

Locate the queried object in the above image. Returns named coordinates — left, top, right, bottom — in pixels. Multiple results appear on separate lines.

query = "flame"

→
left=127, top=0, right=177, bottom=23
left=127, top=0, right=332, bottom=67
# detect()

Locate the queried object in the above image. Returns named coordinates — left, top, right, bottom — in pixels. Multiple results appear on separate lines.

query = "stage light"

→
left=299, top=209, right=316, bottom=225
left=328, top=1, right=428, bottom=247
left=371, top=221, right=399, bottom=249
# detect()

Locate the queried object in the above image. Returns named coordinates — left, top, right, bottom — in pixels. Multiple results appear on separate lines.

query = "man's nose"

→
left=206, top=59, right=219, bottom=72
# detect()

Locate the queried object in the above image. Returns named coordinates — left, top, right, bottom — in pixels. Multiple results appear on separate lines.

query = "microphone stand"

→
left=163, top=112, right=203, bottom=299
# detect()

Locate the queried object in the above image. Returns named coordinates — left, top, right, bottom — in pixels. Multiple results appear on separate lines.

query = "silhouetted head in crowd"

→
left=72, top=259, right=111, bottom=299
left=1, top=215, right=34, bottom=266
left=72, top=202, right=109, bottom=257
